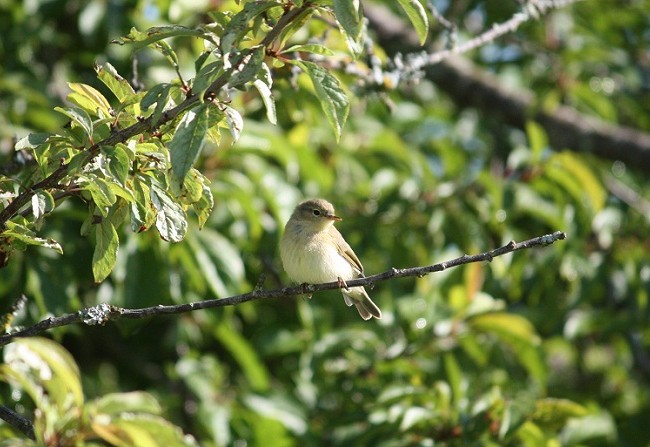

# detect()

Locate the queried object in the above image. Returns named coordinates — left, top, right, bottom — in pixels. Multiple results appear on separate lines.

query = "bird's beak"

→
left=326, top=213, right=342, bottom=221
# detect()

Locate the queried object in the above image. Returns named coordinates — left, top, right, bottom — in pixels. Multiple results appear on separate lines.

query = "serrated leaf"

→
left=333, top=0, right=363, bottom=41
left=396, top=0, right=429, bottom=45
left=253, top=79, right=277, bottom=124
left=294, top=60, right=350, bottom=141
left=92, top=219, right=119, bottom=282
left=54, top=106, right=94, bottom=142
left=150, top=185, right=187, bottom=242
left=169, top=105, right=210, bottom=188
left=67, top=82, right=112, bottom=117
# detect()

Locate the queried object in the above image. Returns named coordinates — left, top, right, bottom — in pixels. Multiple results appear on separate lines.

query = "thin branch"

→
left=0, top=231, right=566, bottom=347
left=0, top=405, right=35, bottom=440
left=0, top=3, right=314, bottom=230
left=364, top=2, right=650, bottom=171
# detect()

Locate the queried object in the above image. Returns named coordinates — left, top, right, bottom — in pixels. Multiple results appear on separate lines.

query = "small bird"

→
left=280, top=199, right=382, bottom=320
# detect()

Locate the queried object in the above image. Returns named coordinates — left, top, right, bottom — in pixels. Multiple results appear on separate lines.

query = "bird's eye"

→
left=312, top=209, right=321, bottom=216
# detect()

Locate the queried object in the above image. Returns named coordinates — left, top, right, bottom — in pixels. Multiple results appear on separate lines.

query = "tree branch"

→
left=0, top=405, right=35, bottom=440
left=0, top=3, right=314, bottom=230
left=0, top=231, right=565, bottom=347
left=364, top=2, right=650, bottom=172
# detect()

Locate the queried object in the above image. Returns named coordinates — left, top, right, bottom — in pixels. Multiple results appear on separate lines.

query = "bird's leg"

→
left=337, top=277, right=351, bottom=292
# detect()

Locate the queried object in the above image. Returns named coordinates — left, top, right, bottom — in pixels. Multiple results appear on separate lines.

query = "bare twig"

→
left=0, top=405, right=35, bottom=440
left=0, top=231, right=566, bottom=347
left=364, top=2, right=650, bottom=172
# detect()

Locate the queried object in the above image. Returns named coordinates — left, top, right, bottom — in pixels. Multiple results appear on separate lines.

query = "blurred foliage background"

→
left=1, top=0, right=650, bottom=445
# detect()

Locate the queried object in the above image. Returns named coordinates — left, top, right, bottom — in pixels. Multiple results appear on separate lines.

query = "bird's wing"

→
left=330, top=226, right=364, bottom=275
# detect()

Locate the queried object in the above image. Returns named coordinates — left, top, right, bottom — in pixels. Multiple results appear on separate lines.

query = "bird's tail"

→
left=343, top=287, right=382, bottom=320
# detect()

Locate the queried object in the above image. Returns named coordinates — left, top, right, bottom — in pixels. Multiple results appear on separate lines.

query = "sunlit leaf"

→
left=67, top=82, right=112, bottom=118
left=333, top=0, right=363, bottom=41
left=169, top=104, right=210, bottom=188
left=293, top=60, right=350, bottom=141
left=150, top=184, right=188, bottom=242
left=54, top=106, right=93, bottom=142
left=396, top=0, right=429, bottom=45
left=92, top=218, right=119, bottom=282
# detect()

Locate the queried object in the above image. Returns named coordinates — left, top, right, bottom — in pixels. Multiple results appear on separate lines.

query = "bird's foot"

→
left=337, top=277, right=351, bottom=292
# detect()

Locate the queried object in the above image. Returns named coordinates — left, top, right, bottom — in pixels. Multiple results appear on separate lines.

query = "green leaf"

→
left=171, top=168, right=205, bottom=205
left=15, top=132, right=50, bottom=150
left=192, top=60, right=224, bottom=95
left=532, top=398, right=588, bottom=429
left=228, top=45, right=265, bottom=89
left=93, top=414, right=197, bottom=447
left=150, top=184, right=188, bottom=242
left=81, top=176, right=118, bottom=216
left=560, top=413, right=617, bottom=445
left=526, top=120, right=548, bottom=162
left=333, top=0, right=363, bottom=41
left=468, top=312, right=547, bottom=383
left=153, top=39, right=179, bottom=68
left=103, top=145, right=131, bottom=185
left=193, top=182, right=214, bottom=229
left=282, top=43, right=335, bottom=56
left=141, top=83, right=177, bottom=125
left=221, top=2, right=281, bottom=53
left=214, top=322, right=270, bottom=392
left=67, top=82, right=112, bottom=118
left=54, top=106, right=94, bottom=142
left=396, top=0, right=429, bottom=45
left=2, top=221, right=63, bottom=254
left=31, top=190, right=55, bottom=223
left=2, top=338, right=84, bottom=409
left=93, top=218, right=119, bottom=282
left=294, top=60, right=350, bottom=141
left=96, top=63, right=138, bottom=109
left=169, top=104, right=210, bottom=188
left=223, top=105, right=244, bottom=141
left=253, top=79, right=277, bottom=124
left=112, top=25, right=205, bottom=50
left=89, top=392, right=162, bottom=417
left=130, top=177, right=155, bottom=233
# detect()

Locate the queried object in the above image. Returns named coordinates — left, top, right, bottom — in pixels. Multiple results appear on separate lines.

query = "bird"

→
left=280, top=198, right=382, bottom=320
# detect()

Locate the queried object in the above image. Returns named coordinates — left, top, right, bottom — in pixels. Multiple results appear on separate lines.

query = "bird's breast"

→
left=280, top=231, right=355, bottom=284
